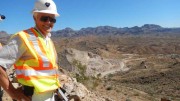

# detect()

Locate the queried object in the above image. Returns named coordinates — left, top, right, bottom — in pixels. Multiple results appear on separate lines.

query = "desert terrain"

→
left=53, top=35, right=180, bottom=101
left=0, top=33, right=180, bottom=101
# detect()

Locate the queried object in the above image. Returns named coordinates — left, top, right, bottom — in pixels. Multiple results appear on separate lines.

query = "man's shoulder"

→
left=19, top=27, right=34, bottom=34
left=14, top=27, right=35, bottom=36
left=9, top=28, right=32, bottom=41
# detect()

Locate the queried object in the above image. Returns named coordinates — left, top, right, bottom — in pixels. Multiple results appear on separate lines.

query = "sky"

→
left=0, top=0, right=180, bottom=34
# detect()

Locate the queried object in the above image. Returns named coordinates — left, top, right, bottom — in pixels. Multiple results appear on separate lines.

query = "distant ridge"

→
left=0, top=31, right=10, bottom=45
left=1, top=24, right=180, bottom=37
left=52, top=24, right=180, bottom=37
left=0, top=31, right=9, bottom=38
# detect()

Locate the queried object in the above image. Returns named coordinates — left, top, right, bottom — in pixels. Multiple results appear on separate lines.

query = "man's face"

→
left=35, top=13, right=56, bottom=35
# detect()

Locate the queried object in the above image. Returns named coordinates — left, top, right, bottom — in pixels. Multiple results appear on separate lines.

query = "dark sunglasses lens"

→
left=40, top=16, right=56, bottom=23
left=40, top=16, right=48, bottom=22
left=49, top=18, right=56, bottom=23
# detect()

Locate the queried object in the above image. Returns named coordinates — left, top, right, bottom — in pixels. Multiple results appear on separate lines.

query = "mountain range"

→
left=1, top=24, right=180, bottom=38
left=52, top=24, right=180, bottom=37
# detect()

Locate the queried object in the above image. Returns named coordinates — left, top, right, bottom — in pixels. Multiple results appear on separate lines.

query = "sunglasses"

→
left=40, top=16, right=56, bottom=23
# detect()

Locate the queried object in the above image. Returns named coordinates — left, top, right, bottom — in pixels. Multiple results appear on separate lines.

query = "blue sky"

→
left=0, top=0, right=180, bottom=34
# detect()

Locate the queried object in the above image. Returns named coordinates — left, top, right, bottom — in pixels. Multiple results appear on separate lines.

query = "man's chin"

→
left=43, top=29, right=51, bottom=33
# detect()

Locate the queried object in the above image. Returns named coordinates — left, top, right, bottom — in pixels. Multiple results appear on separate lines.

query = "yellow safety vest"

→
left=14, top=27, right=60, bottom=93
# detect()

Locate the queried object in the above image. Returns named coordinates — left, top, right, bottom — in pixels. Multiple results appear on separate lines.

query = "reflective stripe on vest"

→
left=15, top=69, right=57, bottom=76
left=26, top=29, right=50, bottom=67
left=14, top=28, right=60, bottom=93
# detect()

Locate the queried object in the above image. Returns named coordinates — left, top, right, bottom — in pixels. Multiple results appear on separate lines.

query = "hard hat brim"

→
left=32, top=10, right=60, bottom=17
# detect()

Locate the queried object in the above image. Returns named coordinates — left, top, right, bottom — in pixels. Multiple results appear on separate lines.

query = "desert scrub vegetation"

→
left=72, top=59, right=102, bottom=90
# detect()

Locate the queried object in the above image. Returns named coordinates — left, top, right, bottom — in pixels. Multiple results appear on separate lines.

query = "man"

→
left=0, top=0, right=67, bottom=101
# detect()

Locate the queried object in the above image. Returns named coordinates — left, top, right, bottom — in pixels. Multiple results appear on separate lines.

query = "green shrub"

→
left=72, top=60, right=102, bottom=90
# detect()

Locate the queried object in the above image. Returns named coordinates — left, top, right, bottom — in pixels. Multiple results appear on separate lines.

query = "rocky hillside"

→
left=53, top=35, right=180, bottom=101
left=59, top=48, right=129, bottom=77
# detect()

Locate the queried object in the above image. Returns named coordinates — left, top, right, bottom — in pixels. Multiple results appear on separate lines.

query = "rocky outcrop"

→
left=60, top=48, right=129, bottom=77
left=58, top=74, right=108, bottom=101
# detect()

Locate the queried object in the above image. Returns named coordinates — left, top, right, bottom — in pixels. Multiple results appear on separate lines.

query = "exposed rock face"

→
left=60, top=48, right=129, bottom=77
left=59, top=74, right=108, bottom=101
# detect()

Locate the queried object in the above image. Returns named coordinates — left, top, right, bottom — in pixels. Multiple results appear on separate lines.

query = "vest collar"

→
left=34, top=27, right=51, bottom=39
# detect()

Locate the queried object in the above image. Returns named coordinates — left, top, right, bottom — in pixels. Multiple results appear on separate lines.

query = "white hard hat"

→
left=32, top=0, right=59, bottom=17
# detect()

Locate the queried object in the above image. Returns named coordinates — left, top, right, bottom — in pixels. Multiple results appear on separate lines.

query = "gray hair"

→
left=33, top=12, right=38, bottom=19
